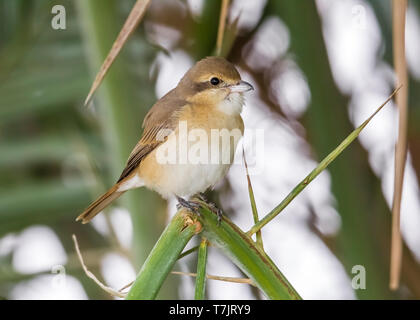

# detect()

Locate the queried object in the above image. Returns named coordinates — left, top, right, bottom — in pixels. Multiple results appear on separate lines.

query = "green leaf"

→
left=194, top=238, right=208, bottom=300
left=242, top=149, right=263, bottom=249
left=125, top=210, right=199, bottom=300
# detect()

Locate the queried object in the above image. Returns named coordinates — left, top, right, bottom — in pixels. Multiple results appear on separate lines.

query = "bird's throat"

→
left=218, top=92, right=244, bottom=115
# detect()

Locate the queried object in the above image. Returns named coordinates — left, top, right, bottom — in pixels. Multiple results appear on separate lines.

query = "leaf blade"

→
left=84, top=0, right=151, bottom=105
left=247, top=87, right=401, bottom=236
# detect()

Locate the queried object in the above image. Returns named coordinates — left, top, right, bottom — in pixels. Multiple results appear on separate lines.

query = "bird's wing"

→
left=117, top=90, right=187, bottom=182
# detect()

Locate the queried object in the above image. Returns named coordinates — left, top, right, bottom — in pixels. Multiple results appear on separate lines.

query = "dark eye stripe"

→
left=193, top=82, right=212, bottom=92
left=192, top=78, right=225, bottom=93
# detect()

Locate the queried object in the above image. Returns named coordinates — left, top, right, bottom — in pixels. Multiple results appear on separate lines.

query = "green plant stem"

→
left=194, top=238, right=208, bottom=300
left=126, top=210, right=199, bottom=300
left=195, top=202, right=301, bottom=300
left=249, top=190, right=263, bottom=249
left=192, top=0, right=221, bottom=59
left=178, top=245, right=199, bottom=260
left=243, top=150, right=263, bottom=249
left=247, top=88, right=399, bottom=236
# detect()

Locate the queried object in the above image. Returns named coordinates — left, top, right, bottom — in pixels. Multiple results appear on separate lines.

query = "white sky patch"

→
left=145, top=21, right=182, bottom=51
left=186, top=0, right=205, bottom=18
left=12, top=226, right=67, bottom=274
left=317, top=0, right=382, bottom=94
left=270, top=59, right=311, bottom=117
left=9, top=275, right=88, bottom=300
left=263, top=222, right=355, bottom=300
left=206, top=248, right=256, bottom=300
left=90, top=212, right=110, bottom=237
left=244, top=17, right=290, bottom=70
left=110, top=207, right=133, bottom=250
left=152, top=50, right=193, bottom=99
left=100, top=252, right=136, bottom=297
left=0, top=233, right=18, bottom=257
left=230, top=0, right=267, bottom=31
left=406, top=4, right=420, bottom=80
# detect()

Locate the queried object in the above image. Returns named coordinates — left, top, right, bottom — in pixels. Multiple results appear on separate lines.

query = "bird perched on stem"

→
left=77, top=57, right=253, bottom=224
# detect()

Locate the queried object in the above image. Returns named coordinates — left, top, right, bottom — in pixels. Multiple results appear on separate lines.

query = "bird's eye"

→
left=210, top=77, right=220, bottom=85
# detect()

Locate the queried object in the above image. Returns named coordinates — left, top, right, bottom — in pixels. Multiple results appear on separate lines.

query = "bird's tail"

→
left=76, top=184, right=123, bottom=224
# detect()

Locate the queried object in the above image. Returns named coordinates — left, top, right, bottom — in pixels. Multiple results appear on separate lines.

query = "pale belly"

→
left=138, top=115, right=244, bottom=198
left=155, top=162, right=232, bottom=198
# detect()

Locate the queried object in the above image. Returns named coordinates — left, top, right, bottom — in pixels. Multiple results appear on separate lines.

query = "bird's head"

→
left=178, top=57, right=253, bottom=112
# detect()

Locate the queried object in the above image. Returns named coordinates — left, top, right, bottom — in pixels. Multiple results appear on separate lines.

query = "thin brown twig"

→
left=118, top=271, right=256, bottom=293
left=84, top=0, right=151, bottom=105
left=171, top=271, right=256, bottom=286
left=216, top=0, right=230, bottom=56
left=72, top=234, right=126, bottom=298
left=119, top=281, right=133, bottom=293
left=390, top=0, right=408, bottom=291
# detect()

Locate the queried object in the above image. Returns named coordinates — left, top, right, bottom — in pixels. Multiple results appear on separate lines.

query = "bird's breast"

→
left=182, top=98, right=244, bottom=133
left=137, top=102, right=244, bottom=198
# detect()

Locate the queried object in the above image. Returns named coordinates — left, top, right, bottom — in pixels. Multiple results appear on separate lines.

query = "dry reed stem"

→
left=118, top=271, right=256, bottom=294
left=390, top=0, right=408, bottom=291
left=216, top=0, right=230, bottom=56
left=84, top=0, right=151, bottom=105
left=72, top=234, right=126, bottom=298
left=171, top=271, right=255, bottom=286
left=242, top=148, right=263, bottom=250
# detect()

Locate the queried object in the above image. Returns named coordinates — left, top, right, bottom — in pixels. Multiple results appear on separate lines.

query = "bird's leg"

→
left=176, top=195, right=201, bottom=215
left=195, top=192, right=223, bottom=225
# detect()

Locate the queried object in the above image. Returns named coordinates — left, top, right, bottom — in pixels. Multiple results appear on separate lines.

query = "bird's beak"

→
left=229, top=80, right=254, bottom=93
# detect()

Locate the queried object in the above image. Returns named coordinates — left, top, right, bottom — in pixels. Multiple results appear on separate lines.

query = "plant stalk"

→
left=126, top=210, right=200, bottom=300
left=195, top=202, right=301, bottom=300
left=194, top=238, right=208, bottom=300
left=390, top=0, right=408, bottom=290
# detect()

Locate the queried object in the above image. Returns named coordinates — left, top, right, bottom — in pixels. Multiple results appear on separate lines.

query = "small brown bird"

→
left=77, top=57, right=253, bottom=223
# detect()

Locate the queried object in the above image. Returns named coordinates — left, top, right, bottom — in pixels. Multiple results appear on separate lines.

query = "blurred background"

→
left=0, top=0, right=420, bottom=300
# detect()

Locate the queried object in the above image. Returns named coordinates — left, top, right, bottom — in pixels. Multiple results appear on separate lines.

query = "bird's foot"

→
left=176, top=196, right=201, bottom=215
left=195, top=193, right=223, bottom=225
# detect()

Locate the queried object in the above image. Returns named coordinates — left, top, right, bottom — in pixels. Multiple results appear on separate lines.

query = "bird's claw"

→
left=176, top=196, right=201, bottom=215
left=195, top=193, right=223, bottom=225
